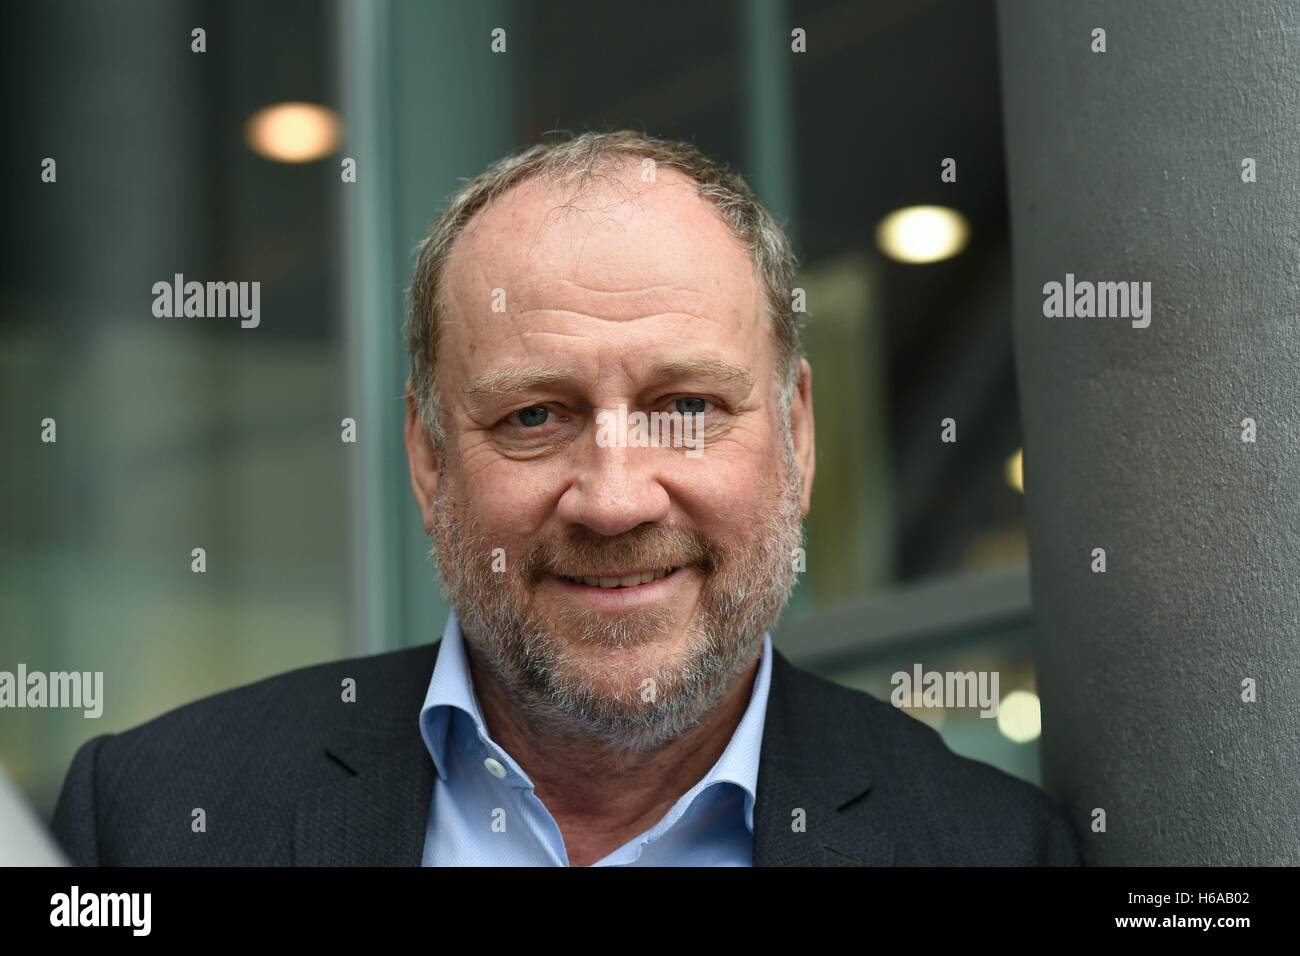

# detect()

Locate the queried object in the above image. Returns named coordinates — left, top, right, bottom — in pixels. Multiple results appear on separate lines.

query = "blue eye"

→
left=675, top=397, right=708, bottom=415
left=515, top=406, right=549, bottom=427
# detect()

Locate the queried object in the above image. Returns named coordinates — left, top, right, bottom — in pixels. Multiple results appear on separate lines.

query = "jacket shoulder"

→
left=51, top=643, right=439, bottom=866
left=772, top=657, right=1081, bottom=865
left=116, top=642, right=435, bottom=744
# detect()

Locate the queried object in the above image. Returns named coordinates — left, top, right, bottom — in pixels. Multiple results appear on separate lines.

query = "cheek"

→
left=668, top=447, right=782, bottom=534
left=453, top=456, right=560, bottom=542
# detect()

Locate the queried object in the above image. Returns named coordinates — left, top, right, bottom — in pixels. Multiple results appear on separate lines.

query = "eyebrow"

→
left=648, top=357, right=754, bottom=392
left=463, top=364, right=582, bottom=405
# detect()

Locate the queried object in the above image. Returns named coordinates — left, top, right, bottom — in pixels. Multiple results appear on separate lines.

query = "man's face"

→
left=405, top=165, right=816, bottom=750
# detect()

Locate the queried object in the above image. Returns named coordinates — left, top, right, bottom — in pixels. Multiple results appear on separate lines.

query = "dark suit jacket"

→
left=50, top=641, right=1081, bottom=865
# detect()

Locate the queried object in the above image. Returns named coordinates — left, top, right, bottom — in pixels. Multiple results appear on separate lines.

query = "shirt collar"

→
left=418, top=609, right=773, bottom=832
left=417, top=610, right=486, bottom=784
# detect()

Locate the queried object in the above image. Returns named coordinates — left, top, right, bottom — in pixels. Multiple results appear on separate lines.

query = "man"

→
left=51, top=130, right=1079, bottom=866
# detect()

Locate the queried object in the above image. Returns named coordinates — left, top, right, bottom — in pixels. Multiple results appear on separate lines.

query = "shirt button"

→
left=483, top=757, right=508, bottom=779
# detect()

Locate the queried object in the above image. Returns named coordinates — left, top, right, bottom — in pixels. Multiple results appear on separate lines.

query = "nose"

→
left=555, top=441, right=673, bottom=537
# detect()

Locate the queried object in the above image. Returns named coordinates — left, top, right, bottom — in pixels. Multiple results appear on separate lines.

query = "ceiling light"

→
left=875, top=205, right=970, bottom=263
left=1006, top=448, right=1024, bottom=494
left=245, top=102, right=342, bottom=163
left=997, top=690, right=1041, bottom=744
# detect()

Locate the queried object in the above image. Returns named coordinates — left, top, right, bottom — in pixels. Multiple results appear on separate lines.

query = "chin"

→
left=554, top=625, right=688, bottom=667
left=546, top=626, right=696, bottom=688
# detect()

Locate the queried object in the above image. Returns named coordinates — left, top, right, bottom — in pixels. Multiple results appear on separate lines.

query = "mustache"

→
left=520, top=526, right=718, bottom=582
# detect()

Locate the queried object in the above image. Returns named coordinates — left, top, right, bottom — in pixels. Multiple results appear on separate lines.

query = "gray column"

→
left=998, top=0, right=1300, bottom=864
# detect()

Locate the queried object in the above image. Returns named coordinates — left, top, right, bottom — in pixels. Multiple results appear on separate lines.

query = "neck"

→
left=464, top=641, right=761, bottom=866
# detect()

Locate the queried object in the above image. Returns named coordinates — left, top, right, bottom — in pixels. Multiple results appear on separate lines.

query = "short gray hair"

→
left=405, top=130, right=802, bottom=445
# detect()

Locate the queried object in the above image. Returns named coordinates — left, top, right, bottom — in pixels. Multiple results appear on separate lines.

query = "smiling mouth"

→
left=555, top=567, right=681, bottom=589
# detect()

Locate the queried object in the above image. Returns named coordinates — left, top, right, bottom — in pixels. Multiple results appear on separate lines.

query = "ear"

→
left=788, top=359, right=816, bottom=515
left=404, top=381, right=440, bottom=534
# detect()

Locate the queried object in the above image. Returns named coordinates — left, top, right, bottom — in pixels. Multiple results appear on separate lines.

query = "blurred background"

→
left=1, top=0, right=1040, bottom=818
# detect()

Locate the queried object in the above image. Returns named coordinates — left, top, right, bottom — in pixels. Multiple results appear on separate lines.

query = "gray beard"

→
left=429, top=434, right=805, bottom=756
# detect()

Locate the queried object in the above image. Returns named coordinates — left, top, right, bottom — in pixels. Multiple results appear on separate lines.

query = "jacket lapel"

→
left=753, top=650, right=894, bottom=866
left=294, top=643, right=441, bottom=866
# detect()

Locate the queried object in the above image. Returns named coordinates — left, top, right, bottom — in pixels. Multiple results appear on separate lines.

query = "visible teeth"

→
left=564, top=568, right=677, bottom=588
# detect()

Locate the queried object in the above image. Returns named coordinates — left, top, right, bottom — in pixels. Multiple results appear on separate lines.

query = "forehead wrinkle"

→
left=512, top=308, right=727, bottom=333
left=549, top=279, right=711, bottom=299
left=510, top=275, right=726, bottom=324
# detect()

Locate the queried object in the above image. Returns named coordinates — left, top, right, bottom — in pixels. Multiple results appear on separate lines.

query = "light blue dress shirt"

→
left=418, top=610, right=772, bottom=866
